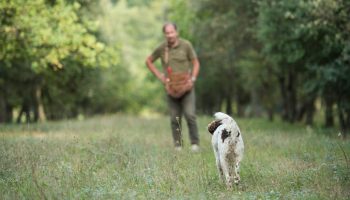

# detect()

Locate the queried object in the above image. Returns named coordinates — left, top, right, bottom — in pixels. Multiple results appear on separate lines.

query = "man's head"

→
left=162, top=22, right=178, bottom=46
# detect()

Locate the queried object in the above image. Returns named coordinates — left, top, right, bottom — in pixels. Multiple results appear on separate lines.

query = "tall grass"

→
left=0, top=114, right=349, bottom=199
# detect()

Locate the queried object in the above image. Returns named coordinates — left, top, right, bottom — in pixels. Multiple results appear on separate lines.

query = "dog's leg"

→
left=233, top=161, right=241, bottom=184
left=214, top=149, right=224, bottom=182
left=220, top=159, right=233, bottom=189
left=216, top=157, right=224, bottom=182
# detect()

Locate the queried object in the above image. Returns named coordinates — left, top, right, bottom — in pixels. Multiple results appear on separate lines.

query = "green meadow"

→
left=0, top=115, right=349, bottom=199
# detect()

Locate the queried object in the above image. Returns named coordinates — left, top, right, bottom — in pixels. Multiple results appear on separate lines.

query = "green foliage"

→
left=172, top=0, right=262, bottom=115
left=98, top=0, right=167, bottom=114
left=255, top=0, right=350, bottom=127
left=236, top=49, right=278, bottom=117
left=257, top=0, right=313, bottom=122
left=258, top=1, right=300, bottom=65
left=162, top=0, right=350, bottom=131
left=1, top=0, right=349, bottom=130
left=167, top=0, right=197, bottom=40
left=0, top=115, right=349, bottom=199
left=0, top=0, right=114, bottom=70
left=0, top=0, right=142, bottom=121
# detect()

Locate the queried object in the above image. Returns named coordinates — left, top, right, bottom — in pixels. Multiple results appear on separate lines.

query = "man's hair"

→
left=162, top=22, right=177, bottom=33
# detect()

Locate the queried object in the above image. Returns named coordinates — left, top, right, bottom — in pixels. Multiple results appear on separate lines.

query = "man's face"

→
left=164, top=25, right=178, bottom=45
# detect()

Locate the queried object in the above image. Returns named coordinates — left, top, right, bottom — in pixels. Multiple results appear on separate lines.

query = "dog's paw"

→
left=225, top=181, right=234, bottom=190
left=234, top=176, right=241, bottom=185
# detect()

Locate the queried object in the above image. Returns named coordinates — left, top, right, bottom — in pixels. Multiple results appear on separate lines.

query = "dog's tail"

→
left=214, top=112, right=233, bottom=121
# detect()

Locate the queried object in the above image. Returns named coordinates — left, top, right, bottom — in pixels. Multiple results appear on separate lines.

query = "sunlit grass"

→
left=0, top=114, right=349, bottom=199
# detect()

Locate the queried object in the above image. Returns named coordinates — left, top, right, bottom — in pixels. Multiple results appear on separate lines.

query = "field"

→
left=0, top=114, right=349, bottom=199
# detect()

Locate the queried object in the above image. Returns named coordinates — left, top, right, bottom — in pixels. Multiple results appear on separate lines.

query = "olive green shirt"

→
left=151, top=38, right=197, bottom=73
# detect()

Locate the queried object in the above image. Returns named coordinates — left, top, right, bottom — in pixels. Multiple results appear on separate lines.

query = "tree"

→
left=257, top=0, right=350, bottom=133
left=177, top=0, right=261, bottom=116
left=0, top=0, right=119, bottom=122
left=257, top=0, right=311, bottom=123
left=98, top=0, right=168, bottom=114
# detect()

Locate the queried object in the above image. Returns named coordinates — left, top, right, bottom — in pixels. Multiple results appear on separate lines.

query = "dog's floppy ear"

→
left=207, top=120, right=222, bottom=134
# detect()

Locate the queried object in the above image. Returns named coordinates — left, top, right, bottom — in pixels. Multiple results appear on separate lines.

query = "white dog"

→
left=207, top=112, right=244, bottom=188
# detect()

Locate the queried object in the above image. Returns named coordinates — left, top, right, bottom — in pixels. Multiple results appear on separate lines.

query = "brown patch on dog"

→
left=207, top=120, right=222, bottom=134
left=221, top=129, right=231, bottom=142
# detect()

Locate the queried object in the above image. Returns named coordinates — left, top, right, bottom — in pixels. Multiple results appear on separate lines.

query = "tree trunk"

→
left=337, top=101, right=349, bottom=138
left=0, top=95, right=5, bottom=123
left=296, top=103, right=307, bottom=122
left=286, top=70, right=297, bottom=123
left=35, top=85, right=46, bottom=122
left=297, top=97, right=315, bottom=125
left=338, top=109, right=345, bottom=131
left=250, top=89, right=263, bottom=117
left=226, top=94, right=232, bottom=116
left=0, top=93, right=13, bottom=123
left=5, top=104, right=13, bottom=123
left=324, top=97, right=334, bottom=127
left=267, top=108, right=274, bottom=121
left=305, top=99, right=315, bottom=125
left=236, top=91, right=247, bottom=118
left=16, top=102, right=31, bottom=123
left=279, top=76, right=288, bottom=121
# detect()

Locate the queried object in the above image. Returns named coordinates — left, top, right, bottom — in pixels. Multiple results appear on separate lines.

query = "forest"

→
left=1, top=0, right=349, bottom=135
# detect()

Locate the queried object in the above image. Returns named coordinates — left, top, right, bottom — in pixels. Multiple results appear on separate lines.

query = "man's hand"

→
left=146, top=55, right=167, bottom=84
left=160, top=74, right=169, bottom=85
left=191, top=76, right=196, bottom=82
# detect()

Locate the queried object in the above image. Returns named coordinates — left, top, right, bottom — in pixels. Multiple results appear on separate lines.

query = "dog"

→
left=207, top=112, right=244, bottom=188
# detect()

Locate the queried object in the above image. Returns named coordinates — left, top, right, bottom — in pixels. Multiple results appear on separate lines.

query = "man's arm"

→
left=145, top=55, right=167, bottom=84
left=191, top=58, right=200, bottom=82
left=186, top=41, right=200, bottom=82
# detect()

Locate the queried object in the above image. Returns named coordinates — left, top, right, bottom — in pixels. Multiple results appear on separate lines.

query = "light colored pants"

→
left=167, top=89, right=199, bottom=147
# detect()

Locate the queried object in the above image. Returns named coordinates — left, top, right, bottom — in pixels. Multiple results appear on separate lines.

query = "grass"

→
left=0, top=114, right=349, bottom=199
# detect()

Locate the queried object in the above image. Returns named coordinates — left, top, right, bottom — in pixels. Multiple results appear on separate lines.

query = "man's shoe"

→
left=174, top=146, right=182, bottom=151
left=191, top=144, right=200, bottom=152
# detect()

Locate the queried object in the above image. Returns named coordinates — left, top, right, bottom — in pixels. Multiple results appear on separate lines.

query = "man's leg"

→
left=167, top=95, right=183, bottom=147
left=182, top=89, right=199, bottom=145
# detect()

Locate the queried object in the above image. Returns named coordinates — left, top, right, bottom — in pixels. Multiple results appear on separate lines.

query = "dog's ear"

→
left=207, top=120, right=222, bottom=134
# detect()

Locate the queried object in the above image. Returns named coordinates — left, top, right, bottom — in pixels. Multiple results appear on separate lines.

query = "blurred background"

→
left=0, top=0, right=349, bottom=134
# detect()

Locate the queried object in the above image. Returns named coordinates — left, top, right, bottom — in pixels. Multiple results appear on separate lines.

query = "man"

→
left=145, top=22, right=200, bottom=151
